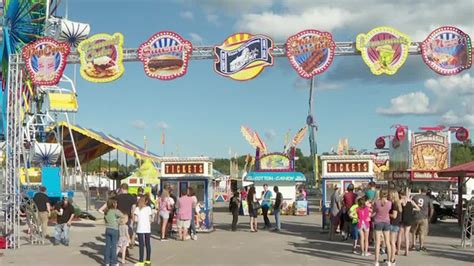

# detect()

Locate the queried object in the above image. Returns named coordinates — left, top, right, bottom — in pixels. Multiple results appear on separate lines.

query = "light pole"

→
left=307, top=77, right=318, bottom=188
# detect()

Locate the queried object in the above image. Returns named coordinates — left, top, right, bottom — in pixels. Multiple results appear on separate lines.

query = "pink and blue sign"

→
left=421, top=26, right=472, bottom=75
left=286, top=29, right=336, bottom=79
left=22, top=38, right=70, bottom=86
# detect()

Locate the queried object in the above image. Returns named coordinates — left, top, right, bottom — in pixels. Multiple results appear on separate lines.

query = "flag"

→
left=161, top=130, right=165, bottom=145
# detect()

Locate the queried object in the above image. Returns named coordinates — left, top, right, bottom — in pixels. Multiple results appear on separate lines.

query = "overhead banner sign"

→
left=356, top=27, right=411, bottom=75
left=421, top=26, right=472, bottom=75
left=286, top=29, right=336, bottom=78
left=214, top=33, right=274, bottom=81
left=411, top=131, right=450, bottom=171
left=22, top=38, right=70, bottom=86
left=138, top=31, right=192, bottom=80
left=77, top=33, right=125, bottom=83
left=259, top=153, right=291, bottom=171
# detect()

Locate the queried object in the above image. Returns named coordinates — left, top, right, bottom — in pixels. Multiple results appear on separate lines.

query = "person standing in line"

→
left=187, top=187, right=198, bottom=240
left=229, top=191, right=240, bottom=231
left=373, top=190, right=392, bottom=266
left=247, top=186, right=258, bottom=232
left=356, top=197, right=371, bottom=256
left=329, top=185, right=342, bottom=241
left=33, top=186, right=51, bottom=240
left=117, top=215, right=130, bottom=265
left=167, top=186, right=177, bottom=238
left=176, top=188, right=194, bottom=241
left=349, top=199, right=360, bottom=254
left=134, top=197, right=153, bottom=265
left=158, top=189, right=174, bottom=241
left=343, top=184, right=357, bottom=240
left=260, top=184, right=273, bottom=229
left=389, top=191, right=402, bottom=265
left=273, top=186, right=283, bottom=232
left=115, top=184, right=137, bottom=247
left=400, top=191, right=420, bottom=256
left=103, top=199, right=123, bottom=266
left=411, top=187, right=433, bottom=252
left=53, top=196, right=75, bottom=246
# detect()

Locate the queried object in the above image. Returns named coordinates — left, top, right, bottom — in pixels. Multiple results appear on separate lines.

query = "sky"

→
left=57, top=0, right=474, bottom=158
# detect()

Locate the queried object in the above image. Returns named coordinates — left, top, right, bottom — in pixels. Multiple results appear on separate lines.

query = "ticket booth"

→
left=159, top=157, right=214, bottom=232
left=321, top=155, right=375, bottom=229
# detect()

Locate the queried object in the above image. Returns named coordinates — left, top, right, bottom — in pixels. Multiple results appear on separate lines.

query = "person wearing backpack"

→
left=229, top=191, right=240, bottom=231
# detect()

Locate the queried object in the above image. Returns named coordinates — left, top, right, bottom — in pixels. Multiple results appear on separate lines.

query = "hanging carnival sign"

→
left=375, top=137, right=386, bottom=149
left=22, top=38, right=70, bottom=86
left=455, top=127, right=469, bottom=142
left=421, top=26, right=472, bottom=75
left=396, top=127, right=406, bottom=141
left=137, top=31, right=193, bottom=80
left=77, top=33, right=125, bottom=83
left=214, top=33, right=274, bottom=81
left=356, top=27, right=411, bottom=75
left=285, top=30, right=336, bottom=78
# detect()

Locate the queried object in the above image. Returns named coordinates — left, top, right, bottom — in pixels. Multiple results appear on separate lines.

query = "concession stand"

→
left=321, top=155, right=375, bottom=229
left=159, top=157, right=214, bottom=232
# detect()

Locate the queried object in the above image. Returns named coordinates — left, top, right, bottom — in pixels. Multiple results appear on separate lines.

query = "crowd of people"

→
left=329, top=182, right=433, bottom=266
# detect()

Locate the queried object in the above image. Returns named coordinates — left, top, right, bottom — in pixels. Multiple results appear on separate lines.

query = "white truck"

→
left=452, top=177, right=474, bottom=205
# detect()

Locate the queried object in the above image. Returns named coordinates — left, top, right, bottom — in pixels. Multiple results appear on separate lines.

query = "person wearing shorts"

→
left=411, top=188, right=433, bottom=252
left=159, top=190, right=174, bottom=241
left=373, top=190, right=392, bottom=266
left=176, top=189, right=194, bottom=241
left=356, top=197, right=371, bottom=257
left=349, top=202, right=359, bottom=254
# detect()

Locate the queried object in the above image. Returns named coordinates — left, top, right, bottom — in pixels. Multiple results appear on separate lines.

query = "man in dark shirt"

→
left=33, top=186, right=51, bottom=239
left=411, top=187, right=433, bottom=251
left=53, top=196, right=75, bottom=246
left=342, top=184, right=357, bottom=239
left=229, top=191, right=240, bottom=231
left=115, top=183, right=137, bottom=244
left=273, top=186, right=283, bottom=231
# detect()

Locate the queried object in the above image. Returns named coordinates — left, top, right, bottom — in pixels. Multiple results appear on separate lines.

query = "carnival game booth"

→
left=159, top=157, right=214, bottom=232
left=321, top=155, right=375, bottom=229
left=243, top=150, right=307, bottom=215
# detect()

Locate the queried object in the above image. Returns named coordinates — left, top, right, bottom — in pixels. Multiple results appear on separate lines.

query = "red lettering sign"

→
left=327, top=162, right=369, bottom=173
left=164, top=163, right=205, bottom=175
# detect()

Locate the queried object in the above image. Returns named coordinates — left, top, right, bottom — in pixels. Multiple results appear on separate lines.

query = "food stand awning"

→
left=244, top=171, right=306, bottom=182
left=438, top=160, right=474, bottom=225
left=50, top=122, right=160, bottom=165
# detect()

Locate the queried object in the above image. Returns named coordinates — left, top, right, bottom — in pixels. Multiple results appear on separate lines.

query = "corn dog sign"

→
left=214, top=33, right=274, bottom=81
left=286, top=30, right=336, bottom=79
left=356, top=27, right=411, bottom=75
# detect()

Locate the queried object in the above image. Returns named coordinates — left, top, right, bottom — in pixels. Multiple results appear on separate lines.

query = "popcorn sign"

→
left=22, top=38, right=70, bottom=86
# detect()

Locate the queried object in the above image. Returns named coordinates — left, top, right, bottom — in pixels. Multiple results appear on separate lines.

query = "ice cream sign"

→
left=356, top=27, right=411, bottom=75
left=77, top=33, right=124, bottom=83
left=138, top=31, right=192, bottom=80
left=214, top=33, right=274, bottom=81
left=22, top=38, right=70, bottom=86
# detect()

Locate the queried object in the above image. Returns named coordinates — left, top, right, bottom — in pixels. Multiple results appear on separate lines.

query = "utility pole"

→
left=308, top=77, right=318, bottom=188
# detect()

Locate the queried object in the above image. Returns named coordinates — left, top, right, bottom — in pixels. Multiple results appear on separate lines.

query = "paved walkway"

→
left=1, top=205, right=473, bottom=265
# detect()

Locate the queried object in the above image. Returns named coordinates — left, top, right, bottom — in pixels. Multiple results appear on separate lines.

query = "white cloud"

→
left=131, top=120, right=147, bottom=130
left=179, top=11, right=194, bottom=20
left=206, top=14, right=219, bottom=25
left=157, top=121, right=169, bottom=129
left=425, top=73, right=474, bottom=97
left=377, top=92, right=432, bottom=115
left=264, top=129, right=277, bottom=141
left=189, top=32, right=204, bottom=45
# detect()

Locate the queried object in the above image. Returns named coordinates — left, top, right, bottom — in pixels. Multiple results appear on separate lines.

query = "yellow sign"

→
left=48, top=92, right=78, bottom=112
left=20, top=168, right=42, bottom=184
left=77, top=33, right=125, bottom=83
left=356, top=27, right=411, bottom=75
left=411, top=132, right=449, bottom=171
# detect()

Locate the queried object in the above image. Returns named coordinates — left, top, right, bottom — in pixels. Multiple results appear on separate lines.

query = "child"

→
left=134, top=197, right=153, bottom=265
left=349, top=201, right=359, bottom=254
left=357, top=197, right=371, bottom=257
left=117, top=215, right=130, bottom=264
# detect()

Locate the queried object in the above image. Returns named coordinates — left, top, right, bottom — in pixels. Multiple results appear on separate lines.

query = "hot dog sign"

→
left=138, top=31, right=193, bottom=80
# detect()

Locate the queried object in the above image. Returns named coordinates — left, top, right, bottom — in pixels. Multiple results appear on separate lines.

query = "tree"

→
left=451, top=140, right=474, bottom=166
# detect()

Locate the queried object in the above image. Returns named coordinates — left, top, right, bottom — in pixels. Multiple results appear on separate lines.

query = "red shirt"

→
left=343, top=192, right=357, bottom=209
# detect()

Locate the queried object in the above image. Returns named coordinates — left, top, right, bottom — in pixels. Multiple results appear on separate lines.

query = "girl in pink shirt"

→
left=373, top=190, right=392, bottom=266
left=356, top=197, right=371, bottom=256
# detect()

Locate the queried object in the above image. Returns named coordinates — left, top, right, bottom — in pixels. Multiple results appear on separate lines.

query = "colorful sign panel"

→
left=164, top=163, right=204, bottom=175
left=138, top=31, right=192, bottom=80
left=77, top=33, right=124, bottom=83
left=214, top=33, right=273, bottom=81
left=421, top=26, right=472, bottom=75
left=411, top=131, right=450, bottom=171
left=456, top=127, right=469, bottom=142
left=326, top=162, right=369, bottom=173
left=259, top=154, right=291, bottom=171
left=389, top=131, right=410, bottom=171
left=356, top=27, right=411, bottom=75
left=375, top=137, right=386, bottom=149
left=22, top=38, right=70, bottom=86
left=286, top=30, right=336, bottom=79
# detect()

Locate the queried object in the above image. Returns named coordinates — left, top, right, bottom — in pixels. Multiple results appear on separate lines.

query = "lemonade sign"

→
left=356, top=27, right=411, bottom=75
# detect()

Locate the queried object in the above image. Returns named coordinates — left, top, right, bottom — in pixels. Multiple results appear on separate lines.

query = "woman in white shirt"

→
left=134, top=197, right=152, bottom=265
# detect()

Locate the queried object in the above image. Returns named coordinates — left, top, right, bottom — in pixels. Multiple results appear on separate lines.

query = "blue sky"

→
left=59, top=0, right=474, bottom=158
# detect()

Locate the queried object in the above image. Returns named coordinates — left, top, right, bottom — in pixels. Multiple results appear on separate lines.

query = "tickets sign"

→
left=356, top=27, right=411, bottom=75
left=77, top=33, right=124, bottom=83
left=421, top=26, right=472, bottom=75
left=214, top=33, right=273, bottom=81
left=138, top=31, right=192, bottom=80
left=286, top=30, right=336, bottom=78
left=22, top=38, right=70, bottom=86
